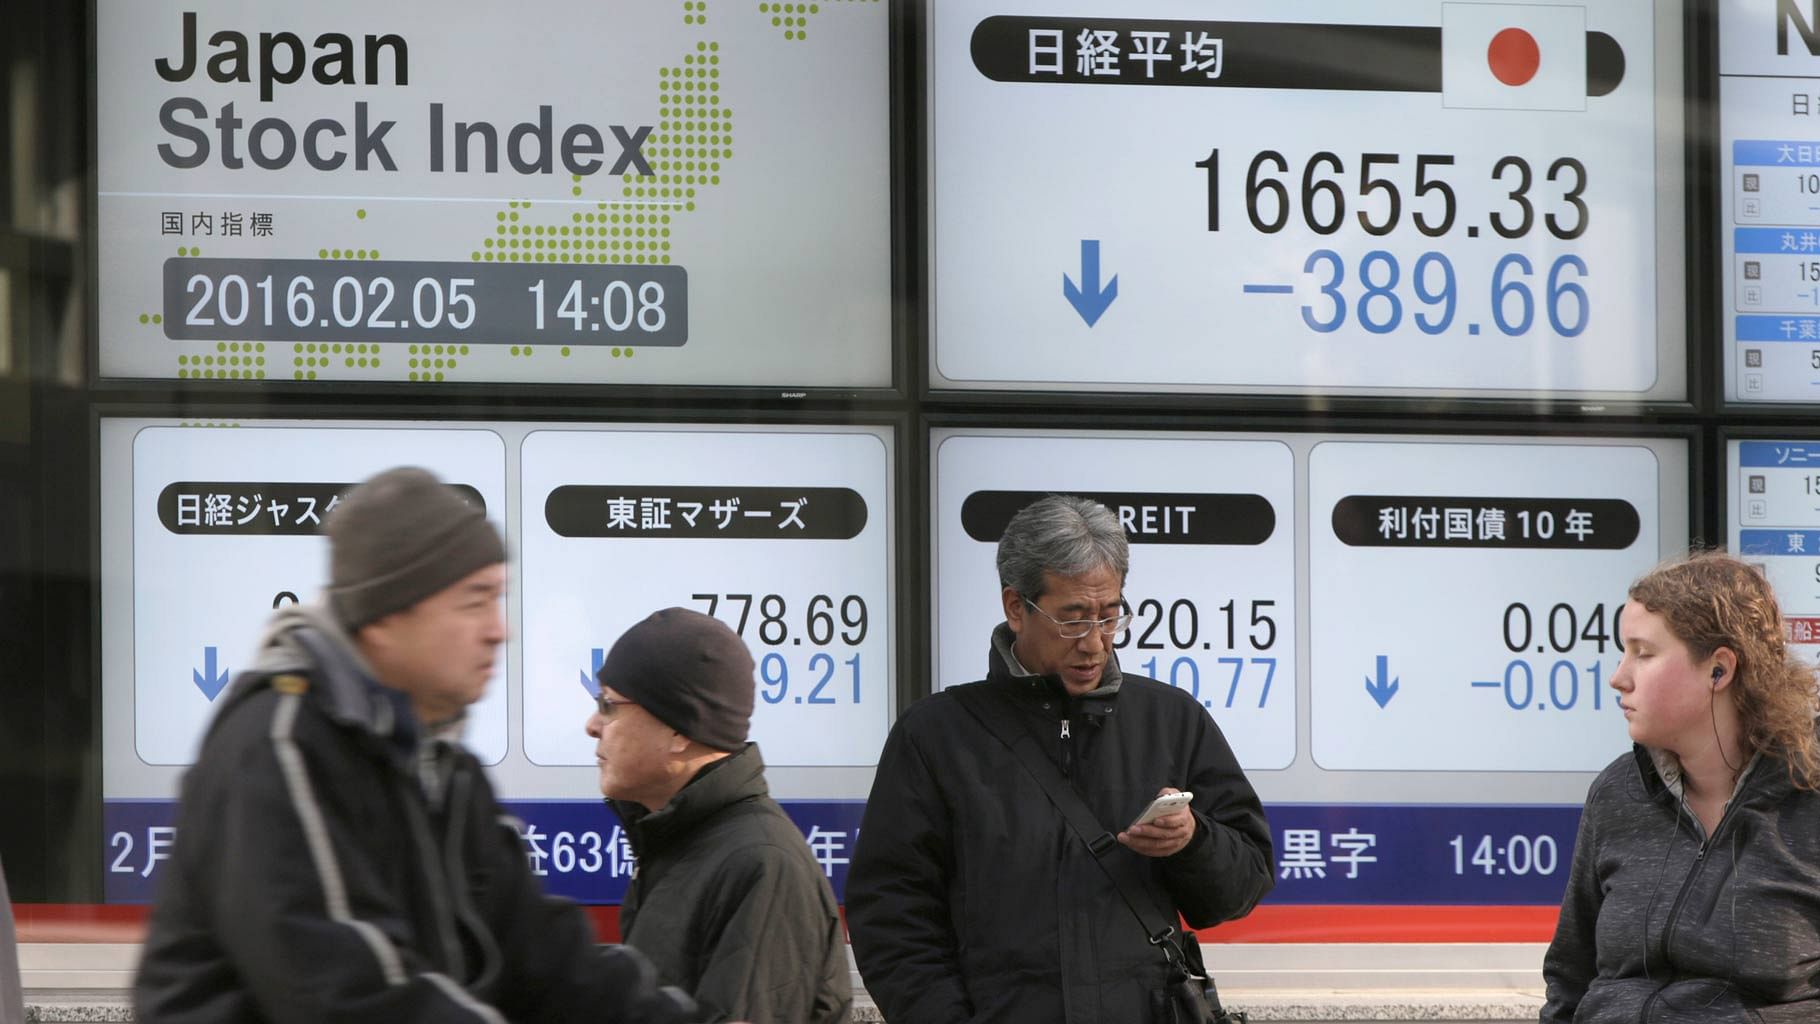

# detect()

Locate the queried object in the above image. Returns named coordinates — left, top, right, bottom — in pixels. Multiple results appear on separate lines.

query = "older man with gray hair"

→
left=846, top=494, right=1273, bottom=1024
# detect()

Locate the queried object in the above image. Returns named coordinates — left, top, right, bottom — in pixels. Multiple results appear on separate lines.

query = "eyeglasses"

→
left=595, top=694, right=640, bottom=718
left=1021, top=596, right=1133, bottom=639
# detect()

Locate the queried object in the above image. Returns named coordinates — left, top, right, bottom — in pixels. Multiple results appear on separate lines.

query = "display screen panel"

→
left=99, top=417, right=895, bottom=902
left=519, top=428, right=893, bottom=769
left=1308, top=439, right=1659, bottom=772
left=95, top=1, right=892, bottom=387
left=928, top=1, right=1686, bottom=400
left=1728, top=437, right=1820, bottom=668
left=932, top=428, right=1688, bottom=905
left=124, top=424, right=512, bottom=764
left=1720, top=1, right=1820, bottom=402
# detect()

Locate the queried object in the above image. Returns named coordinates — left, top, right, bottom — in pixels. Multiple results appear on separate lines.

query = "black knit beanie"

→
left=599, top=607, right=755, bottom=752
left=325, top=467, right=506, bottom=630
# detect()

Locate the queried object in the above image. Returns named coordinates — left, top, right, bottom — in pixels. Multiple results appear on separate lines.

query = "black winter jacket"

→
left=845, top=626, right=1274, bottom=1024
left=610, top=742, right=851, bottom=1024
left=1541, top=731, right=1820, bottom=1023
left=134, top=605, right=696, bottom=1024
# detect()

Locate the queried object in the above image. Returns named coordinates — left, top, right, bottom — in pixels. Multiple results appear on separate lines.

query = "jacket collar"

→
left=238, top=601, right=421, bottom=756
left=1633, top=740, right=1791, bottom=808
left=611, top=742, right=769, bottom=855
left=986, top=621, right=1122, bottom=713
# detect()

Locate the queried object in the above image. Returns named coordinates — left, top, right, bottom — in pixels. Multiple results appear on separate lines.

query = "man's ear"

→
left=352, top=614, right=393, bottom=657
left=1002, top=586, right=1025, bottom=630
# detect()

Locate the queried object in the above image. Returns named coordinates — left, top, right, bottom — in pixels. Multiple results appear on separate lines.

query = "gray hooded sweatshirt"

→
left=1541, top=730, right=1820, bottom=1023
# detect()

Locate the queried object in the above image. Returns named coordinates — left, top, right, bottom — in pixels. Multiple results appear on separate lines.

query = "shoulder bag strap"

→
left=950, top=685, right=1197, bottom=976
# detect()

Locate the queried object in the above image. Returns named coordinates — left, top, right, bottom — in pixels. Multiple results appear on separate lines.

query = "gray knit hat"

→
left=325, top=467, right=506, bottom=630
left=599, top=607, right=755, bottom=752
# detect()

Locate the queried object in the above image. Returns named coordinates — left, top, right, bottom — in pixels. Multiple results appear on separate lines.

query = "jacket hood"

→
left=988, top=621, right=1122, bottom=702
left=225, top=601, right=417, bottom=748
left=612, top=741, right=769, bottom=855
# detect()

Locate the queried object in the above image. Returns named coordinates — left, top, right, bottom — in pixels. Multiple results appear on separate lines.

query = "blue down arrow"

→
left=1063, top=239, right=1119, bottom=326
left=193, top=646, right=230, bottom=701
left=1364, top=654, right=1400, bottom=709
left=580, top=647, right=605, bottom=697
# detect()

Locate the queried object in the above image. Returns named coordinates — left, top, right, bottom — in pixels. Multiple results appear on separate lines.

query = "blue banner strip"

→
left=1736, top=315, right=1820, bottom=341
left=1739, top=528, right=1820, bottom=556
left=1260, top=804, right=1581, bottom=905
left=1734, top=139, right=1820, bottom=166
left=106, top=799, right=1581, bottom=907
left=1738, top=440, right=1820, bottom=467
left=1734, top=227, right=1820, bottom=253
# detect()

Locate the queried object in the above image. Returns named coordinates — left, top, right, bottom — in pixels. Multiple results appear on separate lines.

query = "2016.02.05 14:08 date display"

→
left=1198, top=150, right=1593, bottom=340
left=163, top=258, right=688, bottom=346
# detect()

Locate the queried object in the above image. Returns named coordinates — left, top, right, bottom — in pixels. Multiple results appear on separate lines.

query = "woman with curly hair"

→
left=1541, top=552, right=1820, bottom=1023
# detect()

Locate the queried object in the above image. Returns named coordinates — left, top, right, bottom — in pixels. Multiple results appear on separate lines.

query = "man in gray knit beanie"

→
left=323, top=465, right=509, bottom=724
left=325, top=466, right=506, bottom=633
left=135, top=468, right=701, bottom=1024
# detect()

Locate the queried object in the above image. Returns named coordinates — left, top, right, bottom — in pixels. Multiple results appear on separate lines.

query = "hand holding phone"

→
left=1127, top=791, right=1194, bottom=829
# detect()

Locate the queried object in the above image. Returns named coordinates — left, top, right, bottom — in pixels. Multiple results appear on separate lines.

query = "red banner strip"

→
left=15, top=902, right=1558, bottom=945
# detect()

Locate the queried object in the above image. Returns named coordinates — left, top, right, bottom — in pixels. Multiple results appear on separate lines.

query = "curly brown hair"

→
left=1628, top=552, right=1820, bottom=790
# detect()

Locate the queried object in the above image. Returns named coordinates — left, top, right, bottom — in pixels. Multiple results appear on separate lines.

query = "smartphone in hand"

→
left=1127, top=791, right=1194, bottom=829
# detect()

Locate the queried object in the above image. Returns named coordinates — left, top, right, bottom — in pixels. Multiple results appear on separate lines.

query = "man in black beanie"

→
left=587, top=607, right=852, bottom=1024
left=136, top=467, right=699, bottom=1024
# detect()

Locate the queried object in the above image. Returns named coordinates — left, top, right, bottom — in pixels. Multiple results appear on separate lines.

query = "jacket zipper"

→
left=1638, top=795, right=1741, bottom=1022
left=1656, top=796, right=1741, bottom=960
left=398, top=770, right=466, bottom=978
left=1059, top=716, right=1073, bottom=778
left=442, top=768, right=503, bottom=991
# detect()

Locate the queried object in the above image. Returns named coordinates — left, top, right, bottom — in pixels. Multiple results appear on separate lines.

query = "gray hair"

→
left=996, top=495, right=1129, bottom=599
